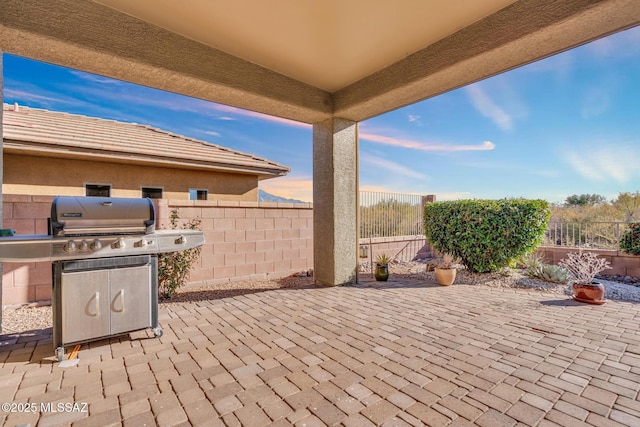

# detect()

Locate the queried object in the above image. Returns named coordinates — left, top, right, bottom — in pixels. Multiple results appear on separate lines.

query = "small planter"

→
left=375, top=263, right=389, bottom=281
left=572, top=281, right=606, bottom=305
left=435, top=267, right=456, bottom=286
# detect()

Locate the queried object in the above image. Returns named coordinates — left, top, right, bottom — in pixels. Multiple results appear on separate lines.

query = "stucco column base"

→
left=313, top=118, right=357, bottom=286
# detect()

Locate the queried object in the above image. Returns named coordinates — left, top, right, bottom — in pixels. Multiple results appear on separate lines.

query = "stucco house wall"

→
left=4, top=153, right=259, bottom=201
left=2, top=103, right=289, bottom=201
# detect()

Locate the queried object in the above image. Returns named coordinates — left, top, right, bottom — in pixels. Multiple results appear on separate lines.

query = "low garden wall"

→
left=357, top=235, right=433, bottom=265
left=536, top=246, right=640, bottom=278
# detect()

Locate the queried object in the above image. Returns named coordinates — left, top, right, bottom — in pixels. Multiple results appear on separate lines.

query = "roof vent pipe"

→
left=14, top=102, right=19, bottom=112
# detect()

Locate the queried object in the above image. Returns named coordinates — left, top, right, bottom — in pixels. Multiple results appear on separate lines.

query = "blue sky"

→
left=3, top=26, right=640, bottom=203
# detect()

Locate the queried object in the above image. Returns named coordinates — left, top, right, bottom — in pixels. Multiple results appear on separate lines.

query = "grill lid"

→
left=50, top=196, right=155, bottom=236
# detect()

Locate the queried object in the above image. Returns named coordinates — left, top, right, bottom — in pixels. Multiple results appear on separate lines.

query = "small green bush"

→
left=620, top=222, right=640, bottom=255
left=158, top=209, right=202, bottom=299
left=424, top=199, right=550, bottom=273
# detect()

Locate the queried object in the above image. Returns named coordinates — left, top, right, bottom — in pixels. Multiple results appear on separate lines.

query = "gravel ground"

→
left=2, top=260, right=638, bottom=335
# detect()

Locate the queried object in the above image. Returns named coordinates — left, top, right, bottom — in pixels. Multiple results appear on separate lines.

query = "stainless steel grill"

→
left=0, top=196, right=205, bottom=361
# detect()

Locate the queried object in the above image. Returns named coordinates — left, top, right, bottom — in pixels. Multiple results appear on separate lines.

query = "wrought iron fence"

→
left=358, top=193, right=626, bottom=250
left=359, top=191, right=425, bottom=238
left=543, top=221, right=627, bottom=249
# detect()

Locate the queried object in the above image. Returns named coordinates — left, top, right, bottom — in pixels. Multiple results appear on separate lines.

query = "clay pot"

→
left=375, top=264, right=389, bottom=281
left=435, top=267, right=456, bottom=286
left=572, top=281, right=606, bottom=305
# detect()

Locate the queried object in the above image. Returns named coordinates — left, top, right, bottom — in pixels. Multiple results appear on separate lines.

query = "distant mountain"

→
left=258, top=189, right=307, bottom=204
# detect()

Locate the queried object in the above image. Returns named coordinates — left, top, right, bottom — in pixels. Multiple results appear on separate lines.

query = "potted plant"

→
left=558, top=249, right=612, bottom=304
left=374, top=253, right=391, bottom=281
left=435, top=253, right=458, bottom=286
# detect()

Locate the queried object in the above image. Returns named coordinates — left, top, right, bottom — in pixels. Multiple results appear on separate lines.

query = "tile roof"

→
left=2, top=103, right=290, bottom=179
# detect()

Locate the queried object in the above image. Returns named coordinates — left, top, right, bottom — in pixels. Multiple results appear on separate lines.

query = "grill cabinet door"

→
left=109, top=265, right=152, bottom=335
left=61, top=269, right=110, bottom=344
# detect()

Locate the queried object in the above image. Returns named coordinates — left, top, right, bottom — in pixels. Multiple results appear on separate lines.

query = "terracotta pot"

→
left=435, top=267, right=456, bottom=286
left=375, top=263, right=389, bottom=281
left=572, top=281, right=606, bottom=304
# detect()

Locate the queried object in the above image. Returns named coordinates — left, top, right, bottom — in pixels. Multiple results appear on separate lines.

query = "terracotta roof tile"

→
left=2, top=103, right=290, bottom=179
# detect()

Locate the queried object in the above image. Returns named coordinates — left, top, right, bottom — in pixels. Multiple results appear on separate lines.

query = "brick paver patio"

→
left=2, top=278, right=640, bottom=426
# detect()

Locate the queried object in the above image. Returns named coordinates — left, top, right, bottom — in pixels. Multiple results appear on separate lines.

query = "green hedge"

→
left=424, top=199, right=550, bottom=273
left=620, top=222, right=640, bottom=255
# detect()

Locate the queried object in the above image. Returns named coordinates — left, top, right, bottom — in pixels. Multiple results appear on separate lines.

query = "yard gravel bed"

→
left=2, top=261, right=639, bottom=335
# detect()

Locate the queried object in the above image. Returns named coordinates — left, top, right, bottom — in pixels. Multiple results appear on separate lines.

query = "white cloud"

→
left=408, top=114, right=420, bottom=123
left=203, top=130, right=221, bottom=137
left=564, top=144, right=640, bottom=183
left=58, top=80, right=311, bottom=128
left=465, top=84, right=513, bottom=131
left=359, top=132, right=495, bottom=152
left=360, top=152, right=428, bottom=180
left=3, top=87, right=82, bottom=107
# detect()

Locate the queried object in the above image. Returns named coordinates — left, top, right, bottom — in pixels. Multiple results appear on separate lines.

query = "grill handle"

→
left=112, top=289, right=125, bottom=313
left=87, top=292, right=100, bottom=317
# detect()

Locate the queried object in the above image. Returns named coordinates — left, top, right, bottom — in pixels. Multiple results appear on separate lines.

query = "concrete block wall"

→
left=1, top=196, right=314, bottom=306
left=155, top=199, right=314, bottom=289
left=2, top=195, right=54, bottom=305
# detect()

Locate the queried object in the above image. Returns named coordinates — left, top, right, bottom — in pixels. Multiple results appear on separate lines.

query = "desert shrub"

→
left=527, top=264, right=572, bottom=283
left=620, top=222, right=640, bottom=255
left=424, top=199, right=550, bottom=273
left=518, top=251, right=547, bottom=270
left=158, top=209, right=202, bottom=299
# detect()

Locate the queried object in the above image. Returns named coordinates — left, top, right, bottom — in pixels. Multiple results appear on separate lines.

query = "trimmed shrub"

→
left=424, top=199, right=550, bottom=273
left=620, top=222, right=640, bottom=255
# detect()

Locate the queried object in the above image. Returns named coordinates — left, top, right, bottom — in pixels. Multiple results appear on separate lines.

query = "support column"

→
left=313, top=118, right=358, bottom=286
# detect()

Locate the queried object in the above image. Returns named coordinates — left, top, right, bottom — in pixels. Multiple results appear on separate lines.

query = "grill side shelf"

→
left=0, top=235, right=52, bottom=262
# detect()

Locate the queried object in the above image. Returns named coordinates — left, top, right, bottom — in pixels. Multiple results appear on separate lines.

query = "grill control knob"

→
left=90, top=239, right=102, bottom=251
left=78, top=240, right=89, bottom=251
left=134, top=239, right=148, bottom=248
left=63, top=240, right=77, bottom=252
left=112, top=238, right=126, bottom=249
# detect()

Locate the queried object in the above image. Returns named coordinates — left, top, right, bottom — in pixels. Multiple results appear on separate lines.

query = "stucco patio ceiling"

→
left=1, top=0, right=639, bottom=123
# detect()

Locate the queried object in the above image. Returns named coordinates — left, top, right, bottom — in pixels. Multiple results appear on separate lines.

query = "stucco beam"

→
left=0, top=0, right=332, bottom=124
left=334, top=0, right=640, bottom=121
